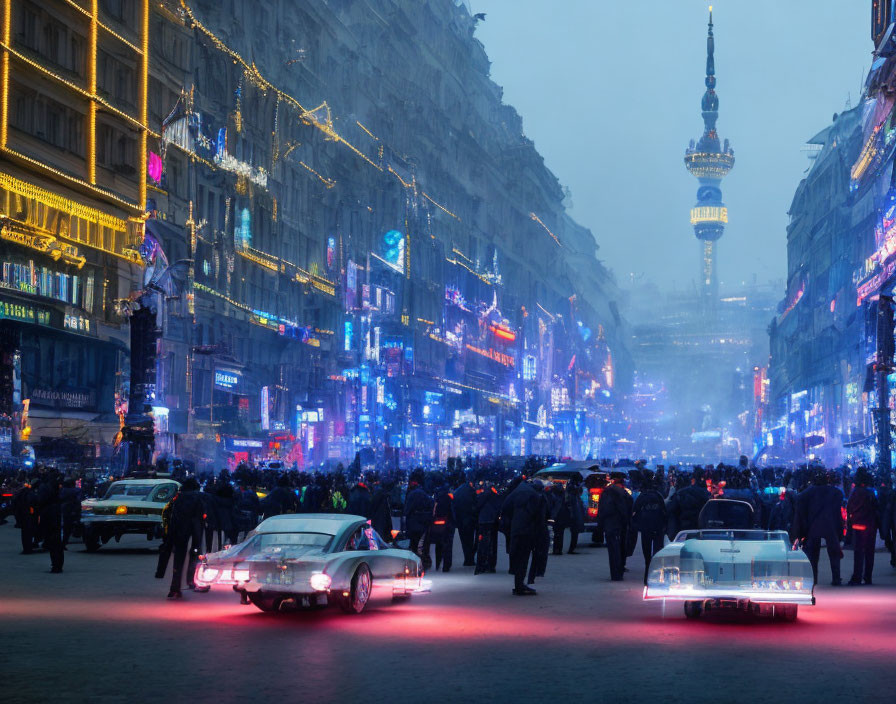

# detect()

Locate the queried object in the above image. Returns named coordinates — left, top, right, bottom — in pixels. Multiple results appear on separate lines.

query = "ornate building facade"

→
left=1, top=0, right=633, bottom=469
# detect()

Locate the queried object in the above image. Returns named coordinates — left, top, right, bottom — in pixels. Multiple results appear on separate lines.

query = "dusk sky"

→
left=474, top=1, right=871, bottom=294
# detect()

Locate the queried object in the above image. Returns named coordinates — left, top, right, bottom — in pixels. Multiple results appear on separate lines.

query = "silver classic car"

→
left=194, top=514, right=426, bottom=614
left=80, top=478, right=180, bottom=551
left=644, top=499, right=815, bottom=621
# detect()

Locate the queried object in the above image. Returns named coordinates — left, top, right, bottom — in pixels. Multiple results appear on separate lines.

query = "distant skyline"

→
left=474, top=1, right=870, bottom=294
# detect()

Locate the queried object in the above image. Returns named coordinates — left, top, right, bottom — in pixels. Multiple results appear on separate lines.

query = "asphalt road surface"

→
left=2, top=521, right=895, bottom=704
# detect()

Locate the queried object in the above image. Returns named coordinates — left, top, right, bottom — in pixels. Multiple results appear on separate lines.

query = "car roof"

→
left=255, top=513, right=366, bottom=536
left=535, top=461, right=604, bottom=478
left=109, top=478, right=179, bottom=485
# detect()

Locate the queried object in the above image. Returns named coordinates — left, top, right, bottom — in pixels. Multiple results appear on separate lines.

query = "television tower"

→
left=685, top=7, right=734, bottom=308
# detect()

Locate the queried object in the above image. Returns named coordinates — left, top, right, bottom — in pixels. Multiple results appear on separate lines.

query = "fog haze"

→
left=474, top=0, right=870, bottom=293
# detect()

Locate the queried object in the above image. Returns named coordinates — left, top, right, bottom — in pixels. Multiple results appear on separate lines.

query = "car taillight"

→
left=198, top=566, right=219, bottom=583
left=588, top=508, right=598, bottom=517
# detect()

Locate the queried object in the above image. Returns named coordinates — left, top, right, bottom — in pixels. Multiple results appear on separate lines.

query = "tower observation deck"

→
left=685, top=7, right=734, bottom=307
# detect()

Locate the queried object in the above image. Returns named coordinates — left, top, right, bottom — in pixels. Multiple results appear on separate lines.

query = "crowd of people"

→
left=3, top=455, right=896, bottom=598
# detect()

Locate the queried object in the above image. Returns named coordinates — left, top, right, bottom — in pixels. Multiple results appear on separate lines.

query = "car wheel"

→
left=248, top=593, right=281, bottom=613
left=83, top=529, right=101, bottom=552
left=683, top=601, right=703, bottom=619
left=774, top=604, right=798, bottom=622
left=339, top=564, right=372, bottom=614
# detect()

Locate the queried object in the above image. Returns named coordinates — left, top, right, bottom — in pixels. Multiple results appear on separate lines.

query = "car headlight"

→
left=115, top=505, right=127, bottom=515
left=309, top=572, right=331, bottom=591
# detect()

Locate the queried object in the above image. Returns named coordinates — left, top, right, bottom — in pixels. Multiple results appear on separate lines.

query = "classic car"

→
left=643, top=499, right=815, bottom=621
left=534, top=461, right=609, bottom=536
left=79, top=478, right=180, bottom=551
left=194, top=513, right=426, bottom=614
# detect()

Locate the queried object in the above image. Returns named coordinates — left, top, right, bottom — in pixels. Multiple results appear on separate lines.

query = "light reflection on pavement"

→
left=1, top=525, right=894, bottom=703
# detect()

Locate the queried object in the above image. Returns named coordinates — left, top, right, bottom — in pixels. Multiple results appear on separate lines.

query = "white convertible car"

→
left=644, top=499, right=815, bottom=621
left=195, top=514, right=427, bottom=614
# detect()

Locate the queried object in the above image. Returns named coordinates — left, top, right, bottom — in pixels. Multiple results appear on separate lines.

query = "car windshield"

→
left=235, top=532, right=332, bottom=559
left=676, top=530, right=789, bottom=542
left=103, top=483, right=154, bottom=500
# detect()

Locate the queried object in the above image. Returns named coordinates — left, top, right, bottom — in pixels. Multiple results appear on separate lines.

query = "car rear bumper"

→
left=643, top=586, right=815, bottom=605
left=81, top=516, right=161, bottom=530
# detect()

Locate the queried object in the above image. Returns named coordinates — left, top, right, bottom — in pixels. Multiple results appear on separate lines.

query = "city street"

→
left=2, top=523, right=894, bottom=704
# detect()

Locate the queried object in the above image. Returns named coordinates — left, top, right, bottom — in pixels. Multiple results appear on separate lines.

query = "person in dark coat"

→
left=501, top=479, right=541, bottom=595
left=199, top=484, right=218, bottom=553
left=167, top=477, right=205, bottom=598
left=846, top=469, right=879, bottom=586
left=667, top=475, right=711, bottom=538
left=429, top=484, right=456, bottom=572
left=794, top=470, right=844, bottom=586
left=565, top=481, right=586, bottom=554
left=475, top=482, right=501, bottom=574
left=155, top=496, right=174, bottom=579
left=37, top=471, right=64, bottom=573
left=527, top=480, right=550, bottom=584
left=369, top=480, right=394, bottom=540
left=550, top=481, right=572, bottom=555
left=235, top=484, right=260, bottom=539
left=13, top=481, right=38, bottom=554
left=598, top=472, right=630, bottom=581
left=214, top=481, right=238, bottom=547
left=403, top=475, right=434, bottom=569
left=59, top=478, right=81, bottom=548
left=452, top=477, right=478, bottom=566
left=632, top=475, right=667, bottom=585
left=767, top=489, right=795, bottom=533
left=347, top=480, right=373, bottom=519
left=262, top=475, right=299, bottom=519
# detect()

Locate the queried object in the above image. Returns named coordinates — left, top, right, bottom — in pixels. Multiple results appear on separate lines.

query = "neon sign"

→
left=489, top=323, right=516, bottom=342
left=466, top=343, right=514, bottom=367
left=215, top=369, right=240, bottom=389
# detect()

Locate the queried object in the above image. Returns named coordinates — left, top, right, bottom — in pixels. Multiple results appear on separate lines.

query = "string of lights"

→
left=1, top=146, right=141, bottom=213
left=356, top=121, right=378, bottom=140
left=0, top=0, right=10, bottom=149
left=529, top=213, right=562, bottom=247
left=61, top=0, right=143, bottom=55
left=423, top=192, right=460, bottom=221
left=298, top=160, right=336, bottom=189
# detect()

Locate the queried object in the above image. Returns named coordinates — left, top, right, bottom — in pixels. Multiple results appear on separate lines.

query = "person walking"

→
left=846, top=468, right=879, bottom=586
left=167, top=478, right=205, bottom=599
left=598, top=472, right=630, bottom=581
left=13, top=480, right=38, bottom=555
left=369, top=478, right=394, bottom=540
left=430, top=482, right=456, bottom=572
left=632, top=473, right=667, bottom=585
left=59, top=478, right=81, bottom=549
left=404, top=471, right=434, bottom=569
left=527, top=480, right=550, bottom=585
left=452, top=476, right=478, bottom=567
left=36, top=470, right=64, bottom=573
left=474, top=482, right=501, bottom=574
left=565, top=480, right=586, bottom=555
left=501, top=478, right=541, bottom=595
left=794, top=470, right=844, bottom=586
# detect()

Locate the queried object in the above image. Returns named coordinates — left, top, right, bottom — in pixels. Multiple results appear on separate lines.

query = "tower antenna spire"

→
left=685, top=5, right=734, bottom=311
